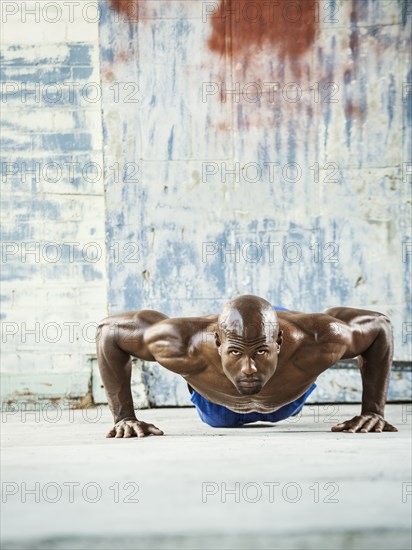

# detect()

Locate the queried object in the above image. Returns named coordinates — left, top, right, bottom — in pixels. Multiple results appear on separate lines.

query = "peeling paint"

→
left=1, top=1, right=410, bottom=408
left=207, top=0, right=318, bottom=61
left=99, top=0, right=411, bottom=406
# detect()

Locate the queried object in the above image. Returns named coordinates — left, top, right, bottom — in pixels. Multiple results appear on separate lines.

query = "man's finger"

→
left=360, top=418, right=378, bottom=433
left=374, top=418, right=385, bottom=433
left=346, top=416, right=363, bottom=432
left=148, top=424, right=164, bottom=435
left=348, top=424, right=362, bottom=432
left=331, top=423, right=348, bottom=431
left=115, top=426, right=125, bottom=438
left=106, top=428, right=116, bottom=438
left=124, top=424, right=134, bottom=438
left=133, top=424, right=146, bottom=438
left=383, top=422, right=398, bottom=432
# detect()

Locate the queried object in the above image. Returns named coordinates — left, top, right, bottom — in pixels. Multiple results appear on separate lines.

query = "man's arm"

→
left=324, top=307, right=397, bottom=433
left=96, top=310, right=168, bottom=438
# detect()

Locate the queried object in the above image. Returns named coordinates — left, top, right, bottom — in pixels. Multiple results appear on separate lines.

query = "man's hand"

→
left=331, top=413, right=398, bottom=433
left=106, top=418, right=164, bottom=438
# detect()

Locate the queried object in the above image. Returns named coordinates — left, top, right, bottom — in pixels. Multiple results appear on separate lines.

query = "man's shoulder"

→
left=282, top=311, right=351, bottom=346
left=142, top=316, right=215, bottom=375
left=143, top=315, right=218, bottom=352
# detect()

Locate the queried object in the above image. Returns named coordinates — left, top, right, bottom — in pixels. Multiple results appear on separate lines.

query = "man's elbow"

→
left=376, top=314, right=393, bottom=342
left=96, top=318, right=119, bottom=346
left=377, top=313, right=392, bottom=328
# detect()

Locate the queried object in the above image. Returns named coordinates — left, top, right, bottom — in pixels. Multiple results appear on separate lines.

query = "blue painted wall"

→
left=99, top=0, right=411, bottom=405
left=1, top=1, right=410, bottom=407
left=1, top=7, right=108, bottom=404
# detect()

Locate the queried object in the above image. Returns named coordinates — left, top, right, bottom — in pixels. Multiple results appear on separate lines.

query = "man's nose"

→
left=241, top=358, right=257, bottom=375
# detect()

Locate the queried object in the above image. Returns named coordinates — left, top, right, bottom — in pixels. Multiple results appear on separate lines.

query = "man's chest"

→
left=185, top=364, right=317, bottom=413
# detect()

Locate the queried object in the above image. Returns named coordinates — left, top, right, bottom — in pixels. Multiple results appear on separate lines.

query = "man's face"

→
left=215, top=327, right=282, bottom=395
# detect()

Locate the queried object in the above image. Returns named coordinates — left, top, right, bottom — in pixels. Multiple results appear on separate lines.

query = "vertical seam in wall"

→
left=94, top=0, right=110, bottom=398
left=97, top=0, right=110, bottom=323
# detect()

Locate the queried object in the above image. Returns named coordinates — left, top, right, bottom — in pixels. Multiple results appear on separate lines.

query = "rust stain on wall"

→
left=344, top=100, right=366, bottom=123
left=108, top=0, right=318, bottom=62
left=343, top=0, right=367, bottom=125
left=108, top=0, right=140, bottom=20
left=208, top=0, right=318, bottom=59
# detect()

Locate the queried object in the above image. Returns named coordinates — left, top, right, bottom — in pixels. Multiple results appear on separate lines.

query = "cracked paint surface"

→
left=100, top=0, right=411, bottom=405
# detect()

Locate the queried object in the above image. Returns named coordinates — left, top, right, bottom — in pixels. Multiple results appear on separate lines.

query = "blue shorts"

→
left=190, top=384, right=316, bottom=427
left=190, top=305, right=317, bottom=427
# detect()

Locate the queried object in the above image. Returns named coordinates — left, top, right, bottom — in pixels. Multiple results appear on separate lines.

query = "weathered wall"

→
left=99, top=0, right=411, bottom=405
left=1, top=1, right=107, bottom=405
left=1, top=0, right=411, bottom=407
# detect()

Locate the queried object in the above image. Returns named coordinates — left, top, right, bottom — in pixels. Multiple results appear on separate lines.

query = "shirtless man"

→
left=96, top=294, right=398, bottom=437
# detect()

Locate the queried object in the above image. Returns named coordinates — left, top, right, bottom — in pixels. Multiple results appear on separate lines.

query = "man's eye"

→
left=230, top=350, right=241, bottom=355
left=256, top=350, right=267, bottom=355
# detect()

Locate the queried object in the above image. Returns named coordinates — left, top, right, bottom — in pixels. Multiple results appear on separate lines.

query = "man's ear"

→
left=276, top=329, right=283, bottom=348
left=215, top=332, right=221, bottom=348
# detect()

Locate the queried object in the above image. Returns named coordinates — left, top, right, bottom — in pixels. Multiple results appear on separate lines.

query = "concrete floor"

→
left=1, top=403, right=411, bottom=550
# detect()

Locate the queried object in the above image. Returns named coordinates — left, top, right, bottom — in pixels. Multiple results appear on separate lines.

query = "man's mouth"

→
left=237, top=380, right=262, bottom=395
left=238, top=379, right=260, bottom=387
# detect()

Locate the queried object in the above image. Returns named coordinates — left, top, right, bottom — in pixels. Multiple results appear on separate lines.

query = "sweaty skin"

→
left=96, top=295, right=397, bottom=438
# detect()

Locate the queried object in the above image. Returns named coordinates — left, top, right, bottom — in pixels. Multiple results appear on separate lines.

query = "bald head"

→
left=217, top=295, right=279, bottom=342
left=215, top=295, right=282, bottom=395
